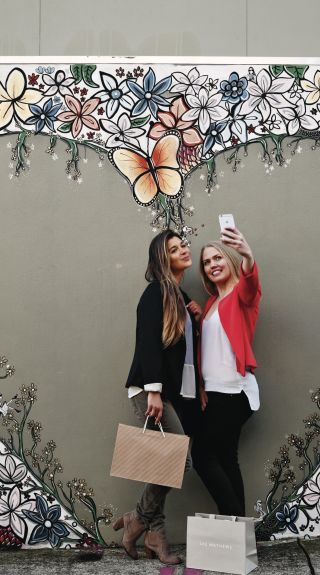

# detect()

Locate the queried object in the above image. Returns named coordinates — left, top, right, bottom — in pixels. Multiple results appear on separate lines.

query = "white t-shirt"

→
left=201, top=309, right=260, bottom=411
left=180, top=308, right=196, bottom=398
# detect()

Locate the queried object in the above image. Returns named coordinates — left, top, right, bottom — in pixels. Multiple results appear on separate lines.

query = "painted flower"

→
left=220, top=103, right=261, bottom=144
left=275, top=504, right=299, bottom=534
left=116, top=67, right=125, bottom=78
left=0, top=455, right=27, bottom=484
left=149, top=97, right=202, bottom=147
left=36, top=66, right=55, bottom=75
left=23, top=494, right=69, bottom=547
left=0, top=68, right=43, bottom=129
left=266, top=113, right=281, bottom=131
left=57, top=95, right=100, bottom=138
left=0, top=356, right=8, bottom=368
left=101, top=112, right=145, bottom=148
left=220, top=72, right=249, bottom=105
left=0, top=393, right=19, bottom=417
left=289, top=83, right=302, bottom=100
left=240, top=68, right=295, bottom=122
left=171, top=67, right=208, bottom=96
left=93, top=73, right=134, bottom=119
left=0, top=486, right=34, bottom=541
left=280, top=98, right=318, bottom=135
left=42, top=70, right=75, bottom=97
left=303, top=472, right=320, bottom=515
left=127, top=67, right=171, bottom=118
left=301, top=70, right=320, bottom=105
left=25, top=98, right=62, bottom=133
left=28, top=73, right=39, bottom=87
left=202, top=121, right=228, bottom=155
left=0, top=401, right=13, bottom=417
left=133, top=66, right=144, bottom=78
left=182, top=88, right=228, bottom=134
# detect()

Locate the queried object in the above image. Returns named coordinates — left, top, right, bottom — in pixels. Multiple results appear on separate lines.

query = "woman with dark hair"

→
left=113, top=230, right=201, bottom=565
left=193, top=227, right=261, bottom=517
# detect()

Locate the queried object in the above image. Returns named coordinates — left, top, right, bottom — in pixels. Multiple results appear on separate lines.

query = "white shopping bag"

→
left=186, top=513, right=258, bottom=575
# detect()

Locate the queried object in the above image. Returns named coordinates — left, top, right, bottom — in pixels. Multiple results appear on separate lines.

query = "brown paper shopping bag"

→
left=187, top=513, right=258, bottom=575
left=110, top=418, right=189, bottom=488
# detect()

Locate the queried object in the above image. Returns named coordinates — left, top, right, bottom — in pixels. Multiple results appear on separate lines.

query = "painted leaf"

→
left=288, top=522, right=299, bottom=534
left=49, top=530, right=60, bottom=547
left=12, top=463, right=27, bottom=483
left=28, top=524, right=48, bottom=545
left=51, top=521, right=70, bottom=538
left=70, top=64, right=82, bottom=85
left=0, top=463, right=11, bottom=483
left=23, top=509, right=43, bottom=525
left=36, top=494, right=48, bottom=520
left=47, top=505, right=61, bottom=522
left=8, top=486, right=20, bottom=509
left=7, top=455, right=16, bottom=477
left=131, top=114, right=151, bottom=127
left=154, top=75, right=172, bottom=94
left=82, top=65, right=99, bottom=88
left=11, top=513, right=27, bottom=541
left=284, top=65, right=309, bottom=80
left=269, top=65, right=284, bottom=78
left=57, top=122, right=72, bottom=133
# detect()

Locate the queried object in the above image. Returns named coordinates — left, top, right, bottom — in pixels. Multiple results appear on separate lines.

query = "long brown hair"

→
left=145, top=230, right=186, bottom=347
left=199, top=241, right=242, bottom=295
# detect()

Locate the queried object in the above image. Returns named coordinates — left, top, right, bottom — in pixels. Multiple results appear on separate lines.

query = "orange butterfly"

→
left=108, top=133, right=184, bottom=206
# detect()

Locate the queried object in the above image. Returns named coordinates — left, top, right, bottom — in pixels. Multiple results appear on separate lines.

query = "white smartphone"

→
left=219, top=213, right=235, bottom=231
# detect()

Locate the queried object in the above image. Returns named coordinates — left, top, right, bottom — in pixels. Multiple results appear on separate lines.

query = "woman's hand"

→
left=146, top=391, right=163, bottom=424
left=220, top=227, right=254, bottom=273
left=199, top=386, right=208, bottom=412
left=187, top=300, right=202, bottom=322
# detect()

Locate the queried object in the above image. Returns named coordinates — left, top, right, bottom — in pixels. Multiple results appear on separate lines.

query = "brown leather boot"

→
left=113, top=511, right=146, bottom=560
left=144, top=529, right=182, bottom=565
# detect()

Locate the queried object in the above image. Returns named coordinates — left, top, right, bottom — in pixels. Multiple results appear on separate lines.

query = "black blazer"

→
left=126, top=281, right=199, bottom=407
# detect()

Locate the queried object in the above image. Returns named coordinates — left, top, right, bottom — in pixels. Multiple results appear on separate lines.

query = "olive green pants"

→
left=130, top=391, right=192, bottom=530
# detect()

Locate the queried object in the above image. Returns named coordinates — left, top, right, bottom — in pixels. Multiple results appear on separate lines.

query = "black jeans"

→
left=192, top=391, right=252, bottom=516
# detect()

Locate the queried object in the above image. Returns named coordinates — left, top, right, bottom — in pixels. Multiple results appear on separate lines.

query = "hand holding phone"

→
left=219, top=224, right=255, bottom=272
left=219, top=213, right=235, bottom=231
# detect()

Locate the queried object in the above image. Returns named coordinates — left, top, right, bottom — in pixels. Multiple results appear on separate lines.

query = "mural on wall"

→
left=1, top=352, right=319, bottom=548
left=0, top=356, right=113, bottom=551
left=1, top=59, right=320, bottom=550
left=255, top=387, right=320, bottom=541
left=1, top=62, right=320, bottom=235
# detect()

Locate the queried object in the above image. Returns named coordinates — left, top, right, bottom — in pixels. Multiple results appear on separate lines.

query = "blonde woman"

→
left=193, top=227, right=261, bottom=517
left=113, top=230, right=201, bottom=564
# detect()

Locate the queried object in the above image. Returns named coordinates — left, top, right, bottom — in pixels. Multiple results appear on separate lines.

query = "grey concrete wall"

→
left=1, top=133, right=320, bottom=541
left=0, top=0, right=320, bottom=544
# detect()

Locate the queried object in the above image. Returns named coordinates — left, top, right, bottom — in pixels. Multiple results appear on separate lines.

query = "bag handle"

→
left=143, top=416, right=166, bottom=438
left=209, top=514, right=238, bottom=521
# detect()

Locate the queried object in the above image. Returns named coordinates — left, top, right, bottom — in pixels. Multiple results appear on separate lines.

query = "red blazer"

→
left=199, top=262, right=261, bottom=379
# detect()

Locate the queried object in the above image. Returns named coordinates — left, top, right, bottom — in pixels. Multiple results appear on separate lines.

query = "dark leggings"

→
left=192, top=391, right=252, bottom=517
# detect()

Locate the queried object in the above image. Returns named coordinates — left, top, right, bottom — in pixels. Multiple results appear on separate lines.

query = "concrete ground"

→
left=0, top=539, right=319, bottom=575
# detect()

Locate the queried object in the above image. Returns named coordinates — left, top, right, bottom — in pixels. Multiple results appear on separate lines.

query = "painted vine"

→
left=1, top=62, right=320, bottom=235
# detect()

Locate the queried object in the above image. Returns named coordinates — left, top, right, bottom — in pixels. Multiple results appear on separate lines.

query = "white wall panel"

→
left=247, top=0, right=320, bottom=56
left=0, top=0, right=319, bottom=58
left=0, top=0, right=40, bottom=55
left=40, top=0, right=246, bottom=56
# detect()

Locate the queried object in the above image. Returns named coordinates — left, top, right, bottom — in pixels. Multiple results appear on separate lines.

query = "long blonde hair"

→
left=199, top=241, right=242, bottom=295
left=145, top=230, right=186, bottom=348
